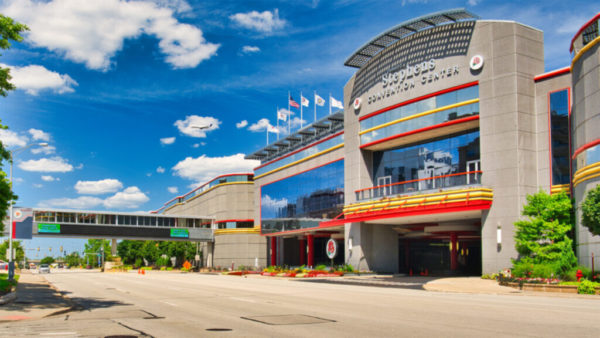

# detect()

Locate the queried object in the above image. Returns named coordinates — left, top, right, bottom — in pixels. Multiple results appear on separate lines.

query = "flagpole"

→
left=329, top=93, right=332, bottom=115
left=314, top=91, right=317, bottom=123
left=300, top=92, right=303, bottom=128
left=266, top=127, right=269, bottom=145
left=276, top=106, right=280, bottom=140
left=287, top=91, right=291, bottom=135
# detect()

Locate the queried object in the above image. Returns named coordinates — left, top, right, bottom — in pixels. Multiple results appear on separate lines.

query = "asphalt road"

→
left=3, top=270, right=600, bottom=337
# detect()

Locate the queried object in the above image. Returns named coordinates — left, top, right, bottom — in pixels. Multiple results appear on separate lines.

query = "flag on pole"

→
left=315, top=93, right=325, bottom=106
left=330, top=96, right=344, bottom=109
left=301, top=95, right=309, bottom=107
left=289, top=95, right=300, bottom=109
left=277, top=109, right=287, bottom=121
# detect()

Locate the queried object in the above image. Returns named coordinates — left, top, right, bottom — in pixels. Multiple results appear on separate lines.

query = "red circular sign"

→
left=326, top=239, right=338, bottom=259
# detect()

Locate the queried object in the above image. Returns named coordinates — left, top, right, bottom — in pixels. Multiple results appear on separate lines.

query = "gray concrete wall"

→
left=213, top=233, right=267, bottom=269
left=572, top=39, right=600, bottom=267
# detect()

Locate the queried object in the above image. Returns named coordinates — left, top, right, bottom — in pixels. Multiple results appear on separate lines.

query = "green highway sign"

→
left=170, top=228, right=189, bottom=238
left=38, top=223, right=61, bottom=234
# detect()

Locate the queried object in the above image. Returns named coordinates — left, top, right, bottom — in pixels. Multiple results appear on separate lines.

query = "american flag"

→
left=289, top=95, right=300, bottom=109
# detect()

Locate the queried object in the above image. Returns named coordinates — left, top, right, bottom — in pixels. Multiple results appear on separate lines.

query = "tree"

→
left=0, top=239, right=24, bottom=263
left=64, top=252, right=82, bottom=267
left=117, top=240, right=144, bottom=265
left=84, top=239, right=112, bottom=267
left=0, top=14, right=28, bottom=96
left=0, top=15, right=28, bottom=233
left=581, top=184, right=600, bottom=236
left=513, top=190, right=576, bottom=274
left=40, top=256, right=55, bottom=265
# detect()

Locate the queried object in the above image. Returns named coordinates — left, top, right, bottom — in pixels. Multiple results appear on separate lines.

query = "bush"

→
left=563, top=266, right=592, bottom=282
left=134, top=258, right=142, bottom=268
left=315, top=264, right=327, bottom=271
left=578, top=279, right=597, bottom=295
left=156, top=256, right=169, bottom=267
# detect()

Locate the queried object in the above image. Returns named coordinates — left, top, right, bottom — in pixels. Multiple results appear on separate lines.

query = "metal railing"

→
left=355, top=171, right=482, bottom=201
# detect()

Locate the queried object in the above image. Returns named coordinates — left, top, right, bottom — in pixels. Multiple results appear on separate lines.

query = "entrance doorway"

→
left=398, top=238, right=481, bottom=276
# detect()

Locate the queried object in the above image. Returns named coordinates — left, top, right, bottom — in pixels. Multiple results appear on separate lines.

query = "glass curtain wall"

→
left=549, top=89, right=570, bottom=185
left=369, top=130, right=480, bottom=198
left=261, top=160, right=344, bottom=234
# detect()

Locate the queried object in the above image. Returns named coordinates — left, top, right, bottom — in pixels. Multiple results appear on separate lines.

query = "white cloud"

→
left=174, top=115, right=221, bottom=138
left=229, top=9, right=286, bottom=33
left=18, top=156, right=73, bottom=172
left=168, top=186, right=178, bottom=194
left=38, top=196, right=104, bottom=209
left=0, top=129, right=28, bottom=147
left=33, top=183, right=43, bottom=188
left=151, top=0, right=192, bottom=14
left=75, top=179, right=123, bottom=195
left=28, top=128, right=50, bottom=141
left=1, top=0, right=219, bottom=70
left=236, top=120, right=248, bottom=129
left=0, top=64, right=77, bottom=95
left=160, top=137, right=176, bottom=145
left=41, top=175, right=56, bottom=182
left=172, top=153, right=259, bottom=184
left=289, top=116, right=306, bottom=129
left=242, top=45, right=260, bottom=53
left=31, top=145, right=56, bottom=155
left=467, top=0, right=479, bottom=5
left=103, top=186, right=150, bottom=209
left=192, top=143, right=200, bottom=148
left=248, top=118, right=279, bottom=133
left=262, top=195, right=288, bottom=210
left=156, top=166, right=165, bottom=173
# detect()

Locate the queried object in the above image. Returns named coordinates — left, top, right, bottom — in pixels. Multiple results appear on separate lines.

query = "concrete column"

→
left=307, top=234, right=314, bottom=268
left=450, top=233, right=458, bottom=271
left=270, top=237, right=277, bottom=266
left=299, top=238, right=306, bottom=266
left=206, top=241, right=213, bottom=268
left=111, top=239, right=117, bottom=256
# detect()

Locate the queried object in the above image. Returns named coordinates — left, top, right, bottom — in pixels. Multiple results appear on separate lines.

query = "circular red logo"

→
left=326, top=239, right=338, bottom=259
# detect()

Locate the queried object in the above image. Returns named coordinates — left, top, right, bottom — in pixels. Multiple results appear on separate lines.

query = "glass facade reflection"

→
left=254, top=133, right=344, bottom=177
left=261, top=160, right=344, bottom=234
left=365, top=130, right=480, bottom=199
left=574, top=144, right=600, bottom=172
left=360, top=85, right=479, bottom=145
left=549, top=89, right=570, bottom=185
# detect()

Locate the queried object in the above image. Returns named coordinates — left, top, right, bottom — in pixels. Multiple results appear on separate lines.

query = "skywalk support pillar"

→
left=111, top=239, right=117, bottom=256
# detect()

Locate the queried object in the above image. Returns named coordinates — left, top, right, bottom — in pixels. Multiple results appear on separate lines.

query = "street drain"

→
left=241, top=314, right=336, bottom=326
left=206, top=328, right=233, bottom=332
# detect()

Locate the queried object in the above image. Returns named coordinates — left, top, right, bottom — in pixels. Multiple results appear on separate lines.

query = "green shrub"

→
left=531, top=262, right=559, bottom=278
left=134, top=258, right=142, bottom=268
left=578, top=279, right=597, bottom=295
left=562, top=266, right=592, bottom=281
left=315, top=264, right=327, bottom=271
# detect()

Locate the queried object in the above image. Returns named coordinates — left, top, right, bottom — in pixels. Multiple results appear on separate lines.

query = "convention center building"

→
left=244, top=8, right=600, bottom=274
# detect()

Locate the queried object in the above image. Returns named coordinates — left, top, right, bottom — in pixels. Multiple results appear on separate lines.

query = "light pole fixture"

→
left=7, top=142, right=49, bottom=280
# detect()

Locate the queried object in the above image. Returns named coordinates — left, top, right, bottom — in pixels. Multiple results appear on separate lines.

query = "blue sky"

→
left=0, top=0, right=597, bottom=257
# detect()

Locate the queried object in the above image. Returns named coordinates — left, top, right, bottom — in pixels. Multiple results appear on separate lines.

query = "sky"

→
left=0, top=0, right=597, bottom=258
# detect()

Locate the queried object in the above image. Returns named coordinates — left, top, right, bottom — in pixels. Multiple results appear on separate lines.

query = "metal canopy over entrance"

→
left=11, top=208, right=215, bottom=241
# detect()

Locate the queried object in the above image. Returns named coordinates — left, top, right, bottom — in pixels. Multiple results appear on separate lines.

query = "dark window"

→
left=549, top=89, right=570, bottom=185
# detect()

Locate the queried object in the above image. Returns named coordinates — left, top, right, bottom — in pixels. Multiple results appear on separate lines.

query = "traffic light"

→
left=59, top=246, right=63, bottom=253
left=37, top=247, right=40, bottom=251
left=49, top=247, right=52, bottom=252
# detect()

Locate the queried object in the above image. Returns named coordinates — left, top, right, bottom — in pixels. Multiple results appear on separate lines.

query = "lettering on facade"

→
left=367, top=59, right=460, bottom=105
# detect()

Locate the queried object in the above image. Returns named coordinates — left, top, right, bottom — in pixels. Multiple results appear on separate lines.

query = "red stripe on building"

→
left=570, top=13, right=600, bottom=52
left=572, top=138, right=600, bottom=160
left=534, top=67, right=571, bottom=82
left=358, top=81, right=479, bottom=122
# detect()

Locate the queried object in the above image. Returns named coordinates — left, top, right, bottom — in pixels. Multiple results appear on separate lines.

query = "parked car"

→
left=39, top=264, right=50, bottom=273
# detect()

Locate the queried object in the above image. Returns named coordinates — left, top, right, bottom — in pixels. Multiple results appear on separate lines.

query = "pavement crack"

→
left=116, top=321, right=154, bottom=337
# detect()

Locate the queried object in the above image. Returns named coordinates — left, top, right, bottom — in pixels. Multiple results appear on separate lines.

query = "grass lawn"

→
left=0, top=273, right=19, bottom=294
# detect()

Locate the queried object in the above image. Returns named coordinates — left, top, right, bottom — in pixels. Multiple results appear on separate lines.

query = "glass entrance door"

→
left=466, top=160, right=480, bottom=184
left=377, top=176, right=392, bottom=197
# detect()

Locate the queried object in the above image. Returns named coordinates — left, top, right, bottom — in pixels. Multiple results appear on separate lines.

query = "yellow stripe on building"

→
left=359, top=98, right=480, bottom=136
left=214, top=228, right=261, bottom=235
left=572, top=35, right=600, bottom=68
left=573, top=162, right=600, bottom=187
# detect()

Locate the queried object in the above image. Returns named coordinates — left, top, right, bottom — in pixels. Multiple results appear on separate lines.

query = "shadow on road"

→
left=67, top=297, right=131, bottom=312
left=292, top=275, right=447, bottom=290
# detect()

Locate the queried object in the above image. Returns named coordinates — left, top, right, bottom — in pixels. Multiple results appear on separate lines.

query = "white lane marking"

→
left=161, top=301, right=178, bottom=307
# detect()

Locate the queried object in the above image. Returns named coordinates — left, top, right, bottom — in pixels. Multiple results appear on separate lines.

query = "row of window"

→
left=216, top=221, right=254, bottom=229
left=359, top=84, right=479, bottom=131
left=361, top=101, right=479, bottom=145
left=33, top=211, right=211, bottom=228
left=254, top=133, right=344, bottom=177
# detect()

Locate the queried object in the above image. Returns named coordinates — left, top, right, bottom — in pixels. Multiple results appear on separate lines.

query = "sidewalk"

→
left=0, top=271, right=72, bottom=322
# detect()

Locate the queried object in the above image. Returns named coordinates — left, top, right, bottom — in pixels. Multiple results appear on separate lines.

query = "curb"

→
left=0, top=290, right=17, bottom=305
left=39, top=275, right=78, bottom=318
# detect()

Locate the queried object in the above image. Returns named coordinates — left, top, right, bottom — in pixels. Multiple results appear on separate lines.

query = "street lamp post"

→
left=7, top=142, right=49, bottom=280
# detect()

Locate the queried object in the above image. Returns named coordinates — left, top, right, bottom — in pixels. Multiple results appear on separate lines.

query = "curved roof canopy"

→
left=344, top=8, right=479, bottom=69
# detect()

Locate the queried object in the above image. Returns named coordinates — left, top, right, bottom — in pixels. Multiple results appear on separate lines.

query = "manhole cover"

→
left=241, top=314, right=335, bottom=325
left=206, top=328, right=233, bottom=332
